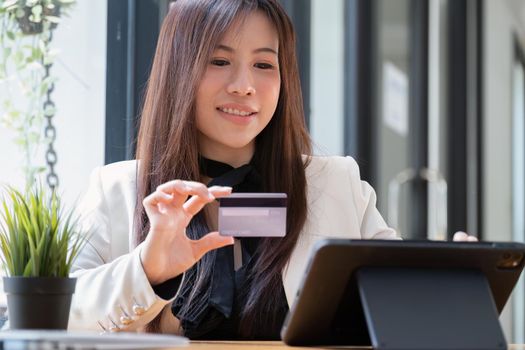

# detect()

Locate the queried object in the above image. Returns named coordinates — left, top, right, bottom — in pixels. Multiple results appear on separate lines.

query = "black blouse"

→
left=153, top=156, right=289, bottom=340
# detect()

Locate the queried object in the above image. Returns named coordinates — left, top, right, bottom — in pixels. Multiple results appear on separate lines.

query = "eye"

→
left=211, top=59, right=230, bottom=67
left=254, top=62, right=275, bottom=70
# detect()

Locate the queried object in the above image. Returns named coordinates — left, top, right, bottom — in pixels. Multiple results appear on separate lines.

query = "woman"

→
left=69, top=0, right=474, bottom=339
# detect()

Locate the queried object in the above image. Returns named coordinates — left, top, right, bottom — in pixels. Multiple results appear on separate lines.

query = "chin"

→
left=222, top=139, right=255, bottom=150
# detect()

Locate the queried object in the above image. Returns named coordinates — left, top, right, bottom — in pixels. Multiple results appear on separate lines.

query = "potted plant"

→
left=0, top=0, right=75, bottom=188
left=0, top=185, right=86, bottom=329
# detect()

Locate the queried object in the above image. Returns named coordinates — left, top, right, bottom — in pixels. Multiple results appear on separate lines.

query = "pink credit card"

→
left=218, top=193, right=287, bottom=237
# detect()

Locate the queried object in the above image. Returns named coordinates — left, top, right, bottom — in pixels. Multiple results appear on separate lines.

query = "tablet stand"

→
left=356, top=267, right=507, bottom=350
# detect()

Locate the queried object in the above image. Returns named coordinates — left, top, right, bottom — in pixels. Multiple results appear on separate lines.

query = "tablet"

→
left=281, top=239, right=525, bottom=347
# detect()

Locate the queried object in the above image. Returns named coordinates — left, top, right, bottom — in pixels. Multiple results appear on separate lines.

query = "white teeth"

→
left=219, top=107, right=253, bottom=116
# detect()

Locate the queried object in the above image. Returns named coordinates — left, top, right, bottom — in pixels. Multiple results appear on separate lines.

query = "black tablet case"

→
left=281, top=239, right=525, bottom=350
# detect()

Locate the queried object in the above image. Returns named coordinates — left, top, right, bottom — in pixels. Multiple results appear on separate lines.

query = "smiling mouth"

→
left=217, top=107, right=257, bottom=117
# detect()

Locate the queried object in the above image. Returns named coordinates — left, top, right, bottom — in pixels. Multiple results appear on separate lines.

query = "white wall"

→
left=0, top=0, right=107, bottom=207
left=484, top=0, right=525, bottom=342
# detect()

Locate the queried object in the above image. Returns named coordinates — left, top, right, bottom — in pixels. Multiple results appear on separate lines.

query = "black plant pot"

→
left=3, top=277, right=76, bottom=330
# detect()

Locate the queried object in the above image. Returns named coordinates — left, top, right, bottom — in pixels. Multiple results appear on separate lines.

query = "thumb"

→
left=193, top=231, right=234, bottom=260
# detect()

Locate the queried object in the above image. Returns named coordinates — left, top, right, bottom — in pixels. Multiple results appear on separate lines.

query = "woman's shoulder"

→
left=304, top=155, right=362, bottom=182
left=97, top=159, right=137, bottom=175
left=86, top=160, right=138, bottom=197
left=92, top=160, right=138, bottom=183
left=77, top=160, right=138, bottom=240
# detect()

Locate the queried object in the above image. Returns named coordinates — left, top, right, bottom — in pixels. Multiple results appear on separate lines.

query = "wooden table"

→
left=187, top=342, right=369, bottom=349
left=186, top=342, right=525, bottom=349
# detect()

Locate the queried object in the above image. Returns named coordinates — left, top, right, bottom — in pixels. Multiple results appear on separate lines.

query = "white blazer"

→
left=68, top=155, right=396, bottom=333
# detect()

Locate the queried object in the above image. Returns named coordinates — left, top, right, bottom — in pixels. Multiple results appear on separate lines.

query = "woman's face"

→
left=195, top=11, right=281, bottom=167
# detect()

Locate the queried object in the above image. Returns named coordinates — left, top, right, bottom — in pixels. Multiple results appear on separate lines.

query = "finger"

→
left=191, top=231, right=234, bottom=260
left=453, top=231, right=468, bottom=241
left=467, top=235, right=478, bottom=242
left=183, top=186, right=232, bottom=216
left=155, top=180, right=191, bottom=206
left=143, top=190, right=174, bottom=209
left=157, top=180, right=210, bottom=206
left=157, top=180, right=209, bottom=195
left=183, top=194, right=215, bottom=217
left=208, top=186, right=233, bottom=198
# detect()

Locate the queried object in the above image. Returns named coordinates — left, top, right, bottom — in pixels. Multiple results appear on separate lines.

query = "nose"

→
left=226, top=66, right=256, bottom=96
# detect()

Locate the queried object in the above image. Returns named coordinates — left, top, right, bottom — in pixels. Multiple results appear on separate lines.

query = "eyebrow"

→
left=216, top=44, right=278, bottom=55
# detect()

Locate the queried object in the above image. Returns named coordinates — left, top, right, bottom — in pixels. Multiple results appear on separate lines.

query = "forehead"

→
left=218, top=10, right=279, bottom=51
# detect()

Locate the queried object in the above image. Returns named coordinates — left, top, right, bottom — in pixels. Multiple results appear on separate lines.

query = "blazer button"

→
left=109, top=325, right=120, bottom=333
left=132, top=303, right=146, bottom=316
left=119, top=305, right=134, bottom=325
left=120, top=315, right=133, bottom=325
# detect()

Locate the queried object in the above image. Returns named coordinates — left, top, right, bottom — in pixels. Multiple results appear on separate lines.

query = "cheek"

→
left=195, top=79, right=213, bottom=130
left=196, top=69, right=225, bottom=106
left=259, top=76, right=281, bottom=111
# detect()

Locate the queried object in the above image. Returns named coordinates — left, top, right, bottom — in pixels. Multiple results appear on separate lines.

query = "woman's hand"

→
left=452, top=231, right=478, bottom=242
left=140, top=180, right=234, bottom=285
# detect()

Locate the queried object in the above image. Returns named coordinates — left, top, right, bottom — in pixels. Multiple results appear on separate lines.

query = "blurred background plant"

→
left=0, top=0, right=75, bottom=189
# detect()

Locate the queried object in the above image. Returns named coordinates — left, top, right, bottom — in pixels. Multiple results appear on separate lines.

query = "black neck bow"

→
left=172, top=155, right=262, bottom=339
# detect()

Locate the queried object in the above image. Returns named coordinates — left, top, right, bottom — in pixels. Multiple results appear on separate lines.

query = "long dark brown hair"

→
left=134, top=0, right=312, bottom=337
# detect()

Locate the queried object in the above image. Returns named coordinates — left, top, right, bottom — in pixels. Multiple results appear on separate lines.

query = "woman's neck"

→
left=198, top=139, right=254, bottom=168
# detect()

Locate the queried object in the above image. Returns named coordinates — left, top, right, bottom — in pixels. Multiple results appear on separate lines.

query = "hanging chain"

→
left=43, top=30, right=59, bottom=190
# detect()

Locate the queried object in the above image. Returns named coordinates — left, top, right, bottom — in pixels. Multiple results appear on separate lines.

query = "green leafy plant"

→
left=0, top=0, right=75, bottom=187
left=0, top=185, right=86, bottom=277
